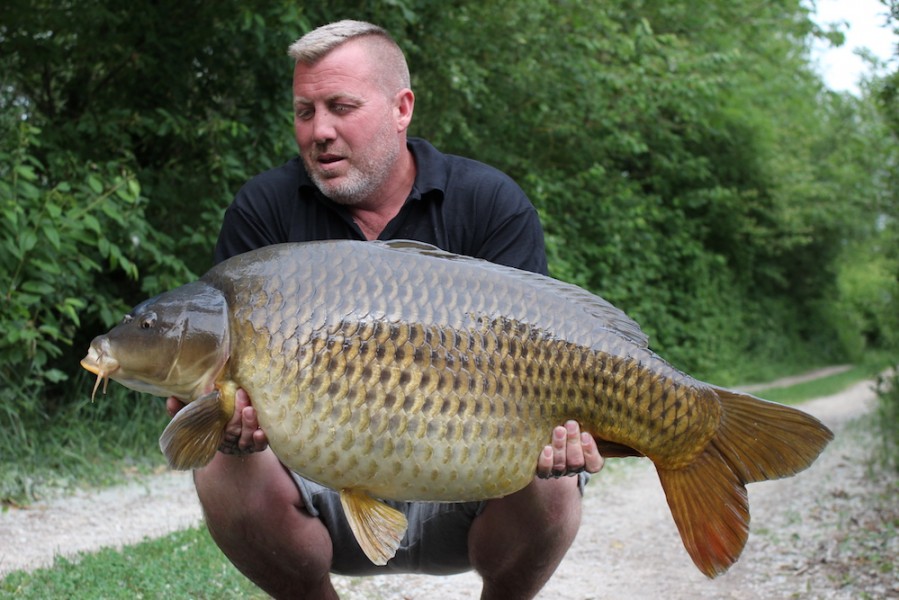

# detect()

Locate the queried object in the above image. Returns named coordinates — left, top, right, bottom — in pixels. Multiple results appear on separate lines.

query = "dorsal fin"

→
left=376, top=239, right=649, bottom=347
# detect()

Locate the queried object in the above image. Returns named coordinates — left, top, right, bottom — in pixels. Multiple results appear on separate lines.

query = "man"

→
left=167, top=20, right=603, bottom=600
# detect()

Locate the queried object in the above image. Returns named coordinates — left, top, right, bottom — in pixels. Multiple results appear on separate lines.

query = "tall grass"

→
left=874, top=367, right=899, bottom=472
left=0, top=370, right=169, bottom=506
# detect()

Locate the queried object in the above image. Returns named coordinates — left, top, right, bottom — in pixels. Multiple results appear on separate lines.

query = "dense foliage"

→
left=1, top=0, right=897, bottom=485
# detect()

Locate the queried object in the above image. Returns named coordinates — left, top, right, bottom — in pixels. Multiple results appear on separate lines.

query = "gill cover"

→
left=82, top=281, right=230, bottom=401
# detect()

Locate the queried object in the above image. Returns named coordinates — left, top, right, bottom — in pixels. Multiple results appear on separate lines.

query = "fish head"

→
left=81, top=281, right=230, bottom=402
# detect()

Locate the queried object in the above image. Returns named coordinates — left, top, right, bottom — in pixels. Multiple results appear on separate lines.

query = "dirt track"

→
left=1, top=377, right=896, bottom=599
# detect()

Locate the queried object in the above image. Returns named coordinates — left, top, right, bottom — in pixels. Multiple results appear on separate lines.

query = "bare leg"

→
left=194, top=449, right=338, bottom=600
left=468, top=476, right=583, bottom=600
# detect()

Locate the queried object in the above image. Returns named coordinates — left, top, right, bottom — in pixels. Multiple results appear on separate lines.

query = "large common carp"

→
left=81, top=240, right=833, bottom=577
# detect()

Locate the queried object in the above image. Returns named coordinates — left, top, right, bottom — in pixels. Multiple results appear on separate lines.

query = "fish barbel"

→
left=80, top=240, right=833, bottom=576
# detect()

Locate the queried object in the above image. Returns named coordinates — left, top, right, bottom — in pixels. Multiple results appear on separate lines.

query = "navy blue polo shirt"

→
left=213, top=137, right=547, bottom=274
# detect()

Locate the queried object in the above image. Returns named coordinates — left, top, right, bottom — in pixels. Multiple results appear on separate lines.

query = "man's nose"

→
left=310, top=111, right=337, bottom=144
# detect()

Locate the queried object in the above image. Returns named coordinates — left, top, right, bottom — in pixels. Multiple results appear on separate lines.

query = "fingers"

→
left=220, top=389, right=269, bottom=455
left=581, top=429, right=605, bottom=474
left=536, top=420, right=604, bottom=479
left=165, top=396, right=185, bottom=418
left=237, top=389, right=269, bottom=451
left=549, top=424, right=569, bottom=475
left=536, top=443, right=555, bottom=478
left=563, top=421, right=586, bottom=473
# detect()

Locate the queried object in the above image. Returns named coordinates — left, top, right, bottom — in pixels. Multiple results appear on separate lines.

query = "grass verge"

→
left=1, top=380, right=170, bottom=507
left=0, top=526, right=264, bottom=599
left=751, top=364, right=874, bottom=404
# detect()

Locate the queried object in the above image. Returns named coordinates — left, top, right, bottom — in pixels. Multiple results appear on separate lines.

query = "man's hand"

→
left=536, top=420, right=604, bottom=478
left=166, top=389, right=269, bottom=456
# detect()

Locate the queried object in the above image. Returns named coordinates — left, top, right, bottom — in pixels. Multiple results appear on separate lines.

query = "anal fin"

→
left=339, top=489, right=408, bottom=566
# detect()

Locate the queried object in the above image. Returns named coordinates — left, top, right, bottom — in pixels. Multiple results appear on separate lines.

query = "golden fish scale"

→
left=207, top=242, right=719, bottom=501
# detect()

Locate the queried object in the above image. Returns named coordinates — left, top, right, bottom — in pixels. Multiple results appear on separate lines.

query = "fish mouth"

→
left=80, top=341, right=120, bottom=401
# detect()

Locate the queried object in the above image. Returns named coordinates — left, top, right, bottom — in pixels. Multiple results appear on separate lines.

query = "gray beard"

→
left=305, top=127, right=401, bottom=206
left=308, top=166, right=386, bottom=206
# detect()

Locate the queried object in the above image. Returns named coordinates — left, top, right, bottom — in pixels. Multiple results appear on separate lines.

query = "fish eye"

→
left=139, top=313, right=157, bottom=329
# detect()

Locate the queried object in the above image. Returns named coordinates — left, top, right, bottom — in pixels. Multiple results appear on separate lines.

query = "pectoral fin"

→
left=159, top=389, right=233, bottom=470
left=339, top=489, right=408, bottom=565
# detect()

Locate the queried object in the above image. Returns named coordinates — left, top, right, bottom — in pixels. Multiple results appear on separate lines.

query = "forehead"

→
left=292, top=40, right=381, bottom=101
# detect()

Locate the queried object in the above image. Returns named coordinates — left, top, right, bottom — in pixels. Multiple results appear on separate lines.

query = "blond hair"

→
left=287, top=20, right=411, bottom=94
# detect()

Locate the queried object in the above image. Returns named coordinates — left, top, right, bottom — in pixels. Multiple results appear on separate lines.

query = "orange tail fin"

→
left=656, top=387, right=833, bottom=578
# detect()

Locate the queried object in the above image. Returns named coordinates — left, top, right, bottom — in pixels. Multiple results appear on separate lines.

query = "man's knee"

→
left=470, top=479, right=583, bottom=599
left=471, top=477, right=583, bottom=561
left=192, top=455, right=336, bottom=597
left=193, top=451, right=301, bottom=535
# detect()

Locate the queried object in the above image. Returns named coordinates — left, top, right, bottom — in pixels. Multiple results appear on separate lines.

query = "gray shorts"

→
left=291, top=473, right=483, bottom=575
left=290, top=472, right=588, bottom=576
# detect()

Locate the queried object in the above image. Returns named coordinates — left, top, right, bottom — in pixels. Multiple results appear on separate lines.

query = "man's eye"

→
left=332, top=104, right=354, bottom=114
left=295, top=108, right=313, bottom=120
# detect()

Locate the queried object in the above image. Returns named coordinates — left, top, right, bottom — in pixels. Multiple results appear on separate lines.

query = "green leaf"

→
left=14, top=292, right=42, bottom=306
left=42, top=224, right=61, bottom=250
left=44, top=368, right=69, bottom=383
left=87, top=175, right=104, bottom=194
left=19, top=231, right=38, bottom=253
left=21, top=280, right=55, bottom=295
left=2, top=208, right=18, bottom=229
left=14, top=164, right=38, bottom=181
left=82, top=214, right=102, bottom=233
left=127, top=178, right=141, bottom=198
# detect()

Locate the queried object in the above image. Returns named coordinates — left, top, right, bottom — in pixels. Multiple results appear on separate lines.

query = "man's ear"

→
left=395, top=88, right=415, bottom=132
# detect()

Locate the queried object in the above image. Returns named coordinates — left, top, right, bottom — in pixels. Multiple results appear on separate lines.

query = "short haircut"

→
left=287, top=20, right=411, bottom=94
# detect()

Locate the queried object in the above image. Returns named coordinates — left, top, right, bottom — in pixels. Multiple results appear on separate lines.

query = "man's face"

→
left=292, top=41, right=403, bottom=205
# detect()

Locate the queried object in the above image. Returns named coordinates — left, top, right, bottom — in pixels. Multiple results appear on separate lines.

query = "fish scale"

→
left=81, top=239, right=833, bottom=576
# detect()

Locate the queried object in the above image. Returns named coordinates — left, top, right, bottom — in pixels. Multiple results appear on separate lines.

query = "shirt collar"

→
left=406, top=137, right=447, bottom=202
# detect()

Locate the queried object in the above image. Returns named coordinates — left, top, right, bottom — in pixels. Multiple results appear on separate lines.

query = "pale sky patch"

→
left=810, top=0, right=896, bottom=94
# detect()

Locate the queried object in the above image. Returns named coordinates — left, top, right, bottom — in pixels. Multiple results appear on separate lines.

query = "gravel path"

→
left=2, top=376, right=896, bottom=599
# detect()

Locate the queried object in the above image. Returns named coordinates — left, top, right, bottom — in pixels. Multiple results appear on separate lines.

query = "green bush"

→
left=0, top=114, right=190, bottom=454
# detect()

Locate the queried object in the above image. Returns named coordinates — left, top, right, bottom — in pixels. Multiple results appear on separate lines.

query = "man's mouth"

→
left=317, top=153, right=344, bottom=166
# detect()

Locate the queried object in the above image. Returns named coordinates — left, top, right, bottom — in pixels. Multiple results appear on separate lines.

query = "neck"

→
left=350, top=147, right=416, bottom=240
